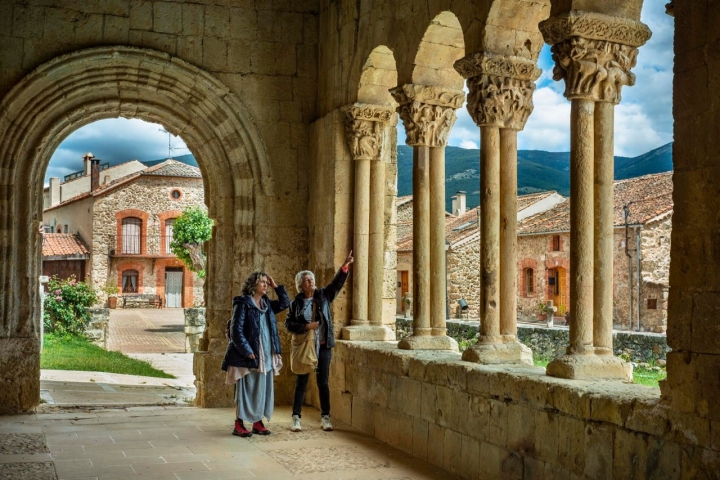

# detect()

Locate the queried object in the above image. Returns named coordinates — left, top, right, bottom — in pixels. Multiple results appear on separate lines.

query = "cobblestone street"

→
left=107, top=308, right=186, bottom=354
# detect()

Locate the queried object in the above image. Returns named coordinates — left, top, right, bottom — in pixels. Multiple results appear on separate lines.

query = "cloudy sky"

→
left=45, top=1, right=672, bottom=183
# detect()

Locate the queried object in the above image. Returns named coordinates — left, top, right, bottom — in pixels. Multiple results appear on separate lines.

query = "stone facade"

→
left=1, top=1, right=719, bottom=478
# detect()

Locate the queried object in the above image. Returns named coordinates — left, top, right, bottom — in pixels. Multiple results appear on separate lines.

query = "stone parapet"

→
left=184, top=307, right=206, bottom=353
left=85, top=307, right=110, bottom=349
left=320, top=341, right=716, bottom=478
left=396, top=318, right=671, bottom=364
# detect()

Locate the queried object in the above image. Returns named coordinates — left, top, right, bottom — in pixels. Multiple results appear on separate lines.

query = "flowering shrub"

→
left=43, top=276, right=98, bottom=335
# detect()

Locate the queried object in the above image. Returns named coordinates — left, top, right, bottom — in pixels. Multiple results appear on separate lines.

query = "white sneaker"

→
left=321, top=415, right=333, bottom=431
left=291, top=415, right=302, bottom=432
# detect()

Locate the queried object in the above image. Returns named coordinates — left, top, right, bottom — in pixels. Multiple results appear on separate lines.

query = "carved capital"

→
left=550, top=37, right=639, bottom=103
left=539, top=11, right=652, bottom=48
left=341, top=103, right=395, bottom=161
left=389, top=84, right=464, bottom=147
left=454, top=52, right=540, bottom=130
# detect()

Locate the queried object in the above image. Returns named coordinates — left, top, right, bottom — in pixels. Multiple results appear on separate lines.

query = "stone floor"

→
left=0, top=405, right=458, bottom=480
left=107, top=309, right=186, bottom=354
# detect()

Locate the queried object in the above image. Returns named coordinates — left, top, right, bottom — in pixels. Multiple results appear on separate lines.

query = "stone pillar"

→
left=391, top=84, right=463, bottom=351
left=540, top=11, right=651, bottom=379
left=453, top=52, right=539, bottom=364
left=340, top=104, right=395, bottom=341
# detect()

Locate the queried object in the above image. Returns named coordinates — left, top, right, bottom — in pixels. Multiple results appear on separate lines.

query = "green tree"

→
left=44, top=276, right=99, bottom=335
left=170, top=206, right=213, bottom=278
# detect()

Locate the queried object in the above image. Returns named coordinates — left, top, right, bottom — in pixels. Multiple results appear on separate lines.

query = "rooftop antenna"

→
left=158, top=128, right=186, bottom=159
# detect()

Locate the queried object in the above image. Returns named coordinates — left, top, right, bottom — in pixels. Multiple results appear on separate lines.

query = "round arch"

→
left=411, top=11, right=466, bottom=90
left=0, top=46, right=272, bottom=410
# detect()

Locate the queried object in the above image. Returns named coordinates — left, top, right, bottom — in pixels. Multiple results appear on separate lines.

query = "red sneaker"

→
left=232, top=419, right=252, bottom=437
left=252, top=420, right=271, bottom=435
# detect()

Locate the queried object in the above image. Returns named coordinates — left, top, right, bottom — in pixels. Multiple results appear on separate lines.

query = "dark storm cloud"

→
left=44, top=118, right=189, bottom=184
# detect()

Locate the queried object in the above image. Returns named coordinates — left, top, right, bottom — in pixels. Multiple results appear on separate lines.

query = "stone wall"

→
left=84, top=307, right=110, bottom=349
left=323, top=341, right=715, bottom=480
left=396, top=318, right=670, bottom=364
left=448, top=239, right=481, bottom=318
left=184, top=307, right=206, bottom=353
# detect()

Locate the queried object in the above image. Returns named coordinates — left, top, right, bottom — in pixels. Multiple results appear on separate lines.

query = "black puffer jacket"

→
left=221, top=286, right=290, bottom=371
left=285, top=267, right=348, bottom=348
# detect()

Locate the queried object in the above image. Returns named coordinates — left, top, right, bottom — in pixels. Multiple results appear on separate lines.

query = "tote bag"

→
left=290, top=302, right=318, bottom=374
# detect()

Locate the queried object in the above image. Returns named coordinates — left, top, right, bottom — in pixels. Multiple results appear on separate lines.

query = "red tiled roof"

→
left=42, top=234, right=90, bottom=258
left=518, top=172, right=674, bottom=235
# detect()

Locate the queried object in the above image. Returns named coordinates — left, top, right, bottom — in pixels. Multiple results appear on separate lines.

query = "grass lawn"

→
left=41, top=334, right=175, bottom=379
left=533, top=356, right=665, bottom=388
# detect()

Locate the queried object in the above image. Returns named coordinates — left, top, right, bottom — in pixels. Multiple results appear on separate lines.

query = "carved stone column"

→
left=453, top=52, right=538, bottom=364
left=540, top=11, right=651, bottom=379
left=340, top=104, right=395, bottom=341
left=391, top=84, right=462, bottom=351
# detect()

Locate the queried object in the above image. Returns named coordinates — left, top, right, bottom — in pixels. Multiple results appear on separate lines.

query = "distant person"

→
left=222, top=272, right=289, bottom=437
left=285, top=251, right=354, bottom=432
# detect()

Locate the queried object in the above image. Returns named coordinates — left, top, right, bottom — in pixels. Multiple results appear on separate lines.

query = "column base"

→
left=0, top=337, right=40, bottom=414
left=193, top=350, right=234, bottom=408
left=546, top=354, right=633, bottom=381
left=341, top=325, right=395, bottom=341
left=462, top=341, right=533, bottom=365
left=397, top=335, right=459, bottom=351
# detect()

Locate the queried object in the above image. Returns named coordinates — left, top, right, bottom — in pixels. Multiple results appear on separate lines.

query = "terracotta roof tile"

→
left=42, top=234, right=90, bottom=258
left=518, top=172, right=674, bottom=235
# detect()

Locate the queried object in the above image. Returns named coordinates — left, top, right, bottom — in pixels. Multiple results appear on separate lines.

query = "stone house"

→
left=42, top=157, right=206, bottom=308
left=398, top=190, right=565, bottom=317
left=2, top=2, right=719, bottom=478
left=516, top=172, right=673, bottom=332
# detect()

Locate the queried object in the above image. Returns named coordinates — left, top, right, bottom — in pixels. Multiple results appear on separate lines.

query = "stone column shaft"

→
left=430, top=146, right=447, bottom=336
left=411, top=146, right=431, bottom=336
left=479, top=126, right=501, bottom=340
left=368, top=158, right=385, bottom=326
left=352, top=159, right=370, bottom=325
left=500, top=129, right=518, bottom=338
left=568, top=99, right=595, bottom=354
left=593, top=102, right=615, bottom=353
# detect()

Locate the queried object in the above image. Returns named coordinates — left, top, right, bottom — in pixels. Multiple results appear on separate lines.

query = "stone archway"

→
left=0, top=46, right=272, bottom=412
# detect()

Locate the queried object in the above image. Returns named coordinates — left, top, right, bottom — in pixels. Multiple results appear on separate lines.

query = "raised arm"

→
left=323, top=250, right=354, bottom=303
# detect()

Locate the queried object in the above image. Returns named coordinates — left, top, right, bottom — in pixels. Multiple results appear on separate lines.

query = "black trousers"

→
left=292, top=344, right=331, bottom=417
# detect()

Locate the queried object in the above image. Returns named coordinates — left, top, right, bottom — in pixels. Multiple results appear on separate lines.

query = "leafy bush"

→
left=169, top=206, right=213, bottom=278
left=43, top=276, right=98, bottom=335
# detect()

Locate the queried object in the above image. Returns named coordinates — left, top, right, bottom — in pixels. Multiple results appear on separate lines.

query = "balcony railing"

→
left=108, top=235, right=175, bottom=256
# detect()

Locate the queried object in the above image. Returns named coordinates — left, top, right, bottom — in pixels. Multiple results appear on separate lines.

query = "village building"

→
left=1, top=2, right=718, bottom=478
left=397, top=190, right=565, bottom=316
left=42, top=156, right=206, bottom=308
left=41, top=233, right=91, bottom=282
left=516, top=172, right=673, bottom=332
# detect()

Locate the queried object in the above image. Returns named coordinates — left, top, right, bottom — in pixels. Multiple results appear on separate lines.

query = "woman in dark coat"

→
left=285, top=251, right=353, bottom=432
left=222, top=271, right=289, bottom=437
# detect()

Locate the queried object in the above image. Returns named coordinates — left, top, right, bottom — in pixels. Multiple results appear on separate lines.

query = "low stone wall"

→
left=85, top=307, right=110, bottom=348
left=396, top=318, right=670, bottom=363
left=322, top=341, right=715, bottom=480
left=184, top=307, right=206, bottom=353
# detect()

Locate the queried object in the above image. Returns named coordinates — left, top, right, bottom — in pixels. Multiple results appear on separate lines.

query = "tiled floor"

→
left=0, top=405, right=458, bottom=480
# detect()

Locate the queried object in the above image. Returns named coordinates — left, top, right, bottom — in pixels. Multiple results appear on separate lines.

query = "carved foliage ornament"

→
left=454, top=52, right=541, bottom=83
left=389, top=84, right=464, bottom=147
left=551, top=37, right=639, bottom=103
left=466, top=75, right=536, bottom=130
left=539, top=11, right=652, bottom=48
left=341, top=104, right=394, bottom=161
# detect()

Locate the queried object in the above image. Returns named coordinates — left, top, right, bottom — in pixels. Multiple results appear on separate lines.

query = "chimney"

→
left=83, top=152, right=94, bottom=176
left=49, top=177, right=61, bottom=206
left=451, top=191, right=467, bottom=215
left=91, top=158, right=101, bottom=191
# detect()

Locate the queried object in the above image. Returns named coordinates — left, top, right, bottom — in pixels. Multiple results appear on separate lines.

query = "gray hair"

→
left=295, top=270, right=315, bottom=293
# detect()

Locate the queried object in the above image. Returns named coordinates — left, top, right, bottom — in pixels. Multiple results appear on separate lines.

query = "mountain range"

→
left=397, top=142, right=673, bottom=211
left=144, top=142, right=673, bottom=213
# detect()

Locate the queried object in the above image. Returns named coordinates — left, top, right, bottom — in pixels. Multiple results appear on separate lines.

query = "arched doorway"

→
left=0, top=46, right=272, bottom=412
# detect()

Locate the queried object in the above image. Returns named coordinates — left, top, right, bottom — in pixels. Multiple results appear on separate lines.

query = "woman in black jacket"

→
left=285, top=251, right=353, bottom=432
left=221, top=271, right=289, bottom=437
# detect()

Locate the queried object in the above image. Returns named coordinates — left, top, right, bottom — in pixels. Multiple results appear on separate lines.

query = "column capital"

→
left=454, top=52, right=540, bottom=130
left=539, top=11, right=652, bottom=104
left=341, top=103, right=395, bottom=161
left=389, top=84, right=465, bottom=147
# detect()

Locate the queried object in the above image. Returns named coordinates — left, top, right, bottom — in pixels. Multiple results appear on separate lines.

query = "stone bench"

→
left=122, top=294, right=162, bottom=309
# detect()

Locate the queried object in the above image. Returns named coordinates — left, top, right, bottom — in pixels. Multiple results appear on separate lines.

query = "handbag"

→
left=290, top=301, right=318, bottom=374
